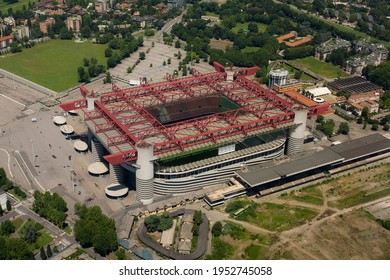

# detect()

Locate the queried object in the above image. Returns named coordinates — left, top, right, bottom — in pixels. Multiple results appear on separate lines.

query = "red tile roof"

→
left=0, top=35, right=13, bottom=42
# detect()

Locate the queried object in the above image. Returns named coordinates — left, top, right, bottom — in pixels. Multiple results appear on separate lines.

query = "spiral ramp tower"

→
left=287, top=109, right=308, bottom=156
left=135, top=142, right=154, bottom=205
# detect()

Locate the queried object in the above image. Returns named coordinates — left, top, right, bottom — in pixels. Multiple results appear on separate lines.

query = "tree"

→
left=193, top=210, right=202, bottom=225
left=338, top=122, right=349, bottom=135
left=46, top=245, right=53, bottom=258
left=361, top=106, right=369, bottom=120
left=384, top=124, right=389, bottom=131
left=316, top=115, right=324, bottom=123
left=31, top=191, right=68, bottom=228
left=294, top=70, right=303, bottom=80
left=104, top=71, right=112, bottom=84
left=6, top=200, right=11, bottom=211
left=74, top=204, right=117, bottom=256
left=115, top=248, right=126, bottom=260
left=104, top=48, right=113, bottom=58
left=78, top=67, right=90, bottom=83
left=23, top=224, right=37, bottom=244
left=163, top=61, right=167, bottom=66
left=167, top=58, right=171, bottom=64
left=248, top=22, right=259, bottom=33
left=40, top=247, right=47, bottom=260
left=0, top=220, right=15, bottom=236
left=177, top=51, right=182, bottom=59
left=139, top=52, right=146, bottom=60
left=212, top=221, right=223, bottom=237
left=175, top=40, right=181, bottom=48
left=371, top=123, right=379, bottom=131
left=357, top=116, right=363, bottom=124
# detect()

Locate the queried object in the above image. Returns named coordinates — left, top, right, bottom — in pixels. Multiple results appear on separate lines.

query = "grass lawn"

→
left=283, top=64, right=316, bottom=81
left=0, top=0, right=30, bottom=12
left=244, top=244, right=267, bottom=259
left=331, top=187, right=390, bottom=209
left=205, top=11, right=219, bottom=17
left=34, top=231, right=53, bottom=249
left=11, top=217, right=25, bottom=232
left=206, top=237, right=234, bottom=260
left=235, top=202, right=319, bottom=231
left=231, top=22, right=268, bottom=33
left=8, top=188, right=26, bottom=201
left=242, top=46, right=261, bottom=53
left=291, top=57, right=349, bottom=79
left=0, top=39, right=107, bottom=92
left=281, top=186, right=324, bottom=206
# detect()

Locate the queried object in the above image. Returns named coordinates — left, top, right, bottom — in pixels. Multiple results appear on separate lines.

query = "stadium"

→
left=60, top=63, right=328, bottom=205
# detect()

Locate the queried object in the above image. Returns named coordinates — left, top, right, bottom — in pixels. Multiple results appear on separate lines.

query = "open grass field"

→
left=233, top=201, right=319, bottom=231
left=242, top=46, right=261, bottom=53
left=0, top=39, right=107, bottom=92
left=231, top=22, right=268, bottom=33
left=291, top=57, right=349, bottom=79
left=205, top=11, right=219, bottom=17
left=282, top=64, right=316, bottom=81
left=0, top=0, right=30, bottom=13
left=280, top=185, right=324, bottom=206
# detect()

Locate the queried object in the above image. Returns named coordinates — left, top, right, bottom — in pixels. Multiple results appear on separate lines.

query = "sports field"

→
left=291, top=57, right=349, bottom=79
left=0, top=39, right=107, bottom=92
left=0, top=0, right=30, bottom=12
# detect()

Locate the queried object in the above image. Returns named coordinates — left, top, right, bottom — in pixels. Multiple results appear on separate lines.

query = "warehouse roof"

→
left=236, top=148, right=343, bottom=187
left=329, top=133, right=390, bottom=162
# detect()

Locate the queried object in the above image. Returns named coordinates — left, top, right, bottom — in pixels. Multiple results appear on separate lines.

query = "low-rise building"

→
left=0, top=189, right=7, bottom=210
left=307, top=87, right=331, bottom=98
left=273, top=81, right=302, bottom=93
left=328, top=76, right=383, bottom=96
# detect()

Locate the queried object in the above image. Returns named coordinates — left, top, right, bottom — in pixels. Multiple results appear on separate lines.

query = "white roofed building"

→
left=307, top=87, right=331, bottom=97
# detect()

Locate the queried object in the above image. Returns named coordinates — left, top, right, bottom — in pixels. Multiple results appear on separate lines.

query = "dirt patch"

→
left=209, top=39, right=233, bottom=51
left=273, top=210, right=390, bottom=259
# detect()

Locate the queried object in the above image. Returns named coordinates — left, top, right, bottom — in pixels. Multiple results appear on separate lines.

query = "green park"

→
left=0, top=39, right=107, bottom=92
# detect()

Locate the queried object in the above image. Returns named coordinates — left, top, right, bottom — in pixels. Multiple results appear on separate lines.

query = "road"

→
left=154, top=9, right=187, bottom=42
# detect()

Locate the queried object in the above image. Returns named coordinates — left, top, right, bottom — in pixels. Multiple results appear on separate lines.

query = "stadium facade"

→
left=60, top=63, right=328, bottom=205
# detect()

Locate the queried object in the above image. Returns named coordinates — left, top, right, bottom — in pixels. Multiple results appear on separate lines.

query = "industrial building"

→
left=60, top=63, right=328, bottom=205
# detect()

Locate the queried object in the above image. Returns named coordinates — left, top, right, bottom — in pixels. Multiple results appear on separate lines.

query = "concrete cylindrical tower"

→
left=287, top=109, right=308, bottom=156
left=268, top=68, right=288, bottom=88
left=135, top=142, right=154, bottom=205
left=91, top=138, right=105, bottom=162
left=87, top=96, right=98, bottom=111
left=110, top=163, right=124, bottom=185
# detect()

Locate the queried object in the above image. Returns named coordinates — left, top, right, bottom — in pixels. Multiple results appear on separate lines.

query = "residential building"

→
left=66, top=16, right=82, bottom=32
left=315, top=38, right=351, bottom=61
left=0, top=35, right=13, bottom=50
left=95, top=0, right=111, bottom=13
left=167, top=0, right=184, bottom=9
left=3, top=16, right=16, bottom=27
left=39, top=18, right=55, bottom=34
left=14, top=26, right=30, bottom=39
